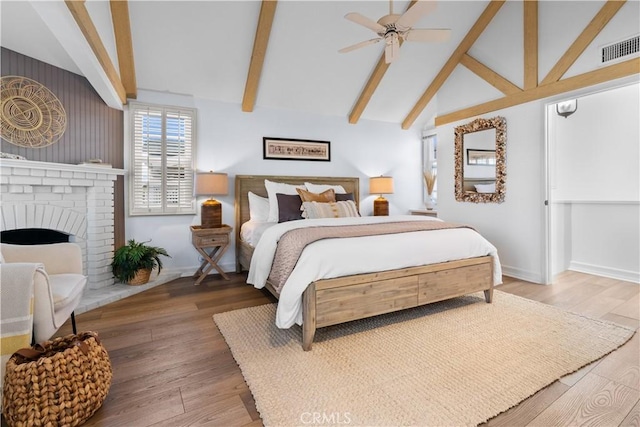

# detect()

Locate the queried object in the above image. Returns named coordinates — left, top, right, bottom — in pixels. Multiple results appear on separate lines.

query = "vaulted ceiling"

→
left=2, top=0, right=638, bottom=129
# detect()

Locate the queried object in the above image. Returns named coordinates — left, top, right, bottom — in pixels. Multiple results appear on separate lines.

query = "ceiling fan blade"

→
left=403, top=28, right=451, bottom=42
left=395, top=1, right=436, bottom=30
left=339, top=38, right=382, bottom=54
left=345, top=12, right=386, bottom=34
left=384, top=35, right=400, bottom=63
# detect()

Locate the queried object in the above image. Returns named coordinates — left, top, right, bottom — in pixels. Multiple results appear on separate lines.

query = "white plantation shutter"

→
left=130, top=102, right=196, bottom=215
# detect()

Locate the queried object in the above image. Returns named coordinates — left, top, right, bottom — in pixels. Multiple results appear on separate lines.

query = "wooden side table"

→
left=190, top=225, right=232, bottom=285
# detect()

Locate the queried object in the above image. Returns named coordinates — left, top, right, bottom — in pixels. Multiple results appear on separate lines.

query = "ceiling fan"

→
left=339, top=0, right=451, bottom=64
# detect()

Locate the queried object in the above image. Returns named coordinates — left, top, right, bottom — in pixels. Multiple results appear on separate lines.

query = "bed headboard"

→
left=234, top=175, right=360, bottom=261
left=235, top=174, right=360, bottom=227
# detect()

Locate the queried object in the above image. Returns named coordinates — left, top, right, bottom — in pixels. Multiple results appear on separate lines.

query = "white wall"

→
left=551, top=84, right=639, bottom=202
left=550, top=83, right=640, bottom=283
left=569, top=204, right=639, bottom=282
left=125, top=90, right=424, bottom=275
left=436, top=101, right=546, bottom=283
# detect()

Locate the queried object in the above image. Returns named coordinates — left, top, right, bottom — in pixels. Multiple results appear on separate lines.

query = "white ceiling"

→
left=2, top=1, right=637, bottom=128
left=0, top=0, right=498, bottom=127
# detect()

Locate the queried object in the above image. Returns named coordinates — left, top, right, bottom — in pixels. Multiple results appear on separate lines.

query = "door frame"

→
left=543, top=76, right=639, bottom=285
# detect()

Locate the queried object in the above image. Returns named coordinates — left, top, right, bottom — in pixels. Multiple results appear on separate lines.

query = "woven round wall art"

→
left=0, top=75, right=67, bottom=148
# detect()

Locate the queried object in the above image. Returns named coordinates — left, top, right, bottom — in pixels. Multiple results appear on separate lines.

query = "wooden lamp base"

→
left=201, top=199, right=222, bottom=228
left=373, top=196, right=389, bottom=216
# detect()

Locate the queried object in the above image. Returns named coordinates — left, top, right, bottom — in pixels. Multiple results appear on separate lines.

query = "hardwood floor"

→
left=3, top=271, right=638, bottom=426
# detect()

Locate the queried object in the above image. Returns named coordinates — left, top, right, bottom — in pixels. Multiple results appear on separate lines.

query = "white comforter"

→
left=247, top=215, right=502, bottom=328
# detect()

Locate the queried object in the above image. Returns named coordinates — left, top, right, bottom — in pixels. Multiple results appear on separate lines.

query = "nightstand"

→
left=410, top=209, right=438, bottom=218
left=190, top=225, right=232, bottom=285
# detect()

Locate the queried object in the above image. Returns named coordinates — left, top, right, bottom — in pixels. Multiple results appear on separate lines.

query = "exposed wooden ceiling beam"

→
left=348, top=49, right=395, bottom=125
left=65, top=0, right=126, bottom=104
left=401, top=0, right=505, bottom=130
left=460, top=54, right=522, bottom=95
left=523, top=0, right=538, bottom=90
left=540, top=0, right=625, bottom=86
left=110, top=0, right=137, bottom=100
left=348, top=1, right=418, bottom=125
left=242, top=0, right=278, bottom=113
left=435, top=57, right=639, bottom=126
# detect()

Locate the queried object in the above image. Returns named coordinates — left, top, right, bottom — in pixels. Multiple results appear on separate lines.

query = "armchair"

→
left=0, top=243, right=87, bottom=343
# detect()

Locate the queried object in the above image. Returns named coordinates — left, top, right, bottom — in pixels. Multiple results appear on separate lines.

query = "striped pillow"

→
left=302, top=200, right=360, bottom=219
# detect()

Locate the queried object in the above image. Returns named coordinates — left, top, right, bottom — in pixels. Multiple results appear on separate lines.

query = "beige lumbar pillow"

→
left=296, top=188, right=336, bottom=203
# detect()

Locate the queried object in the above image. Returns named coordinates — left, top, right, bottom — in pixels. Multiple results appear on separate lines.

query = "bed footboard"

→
left=300, top=256, right=493, bottom=351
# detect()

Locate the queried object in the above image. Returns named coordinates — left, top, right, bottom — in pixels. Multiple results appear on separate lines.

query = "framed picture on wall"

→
left=466, top=149, right=496, bottom=165
left=263, top=137, right=331, bottom=161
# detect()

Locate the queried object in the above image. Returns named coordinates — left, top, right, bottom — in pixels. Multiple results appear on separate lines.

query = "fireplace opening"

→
left=1, top=228, right=70, bottom=245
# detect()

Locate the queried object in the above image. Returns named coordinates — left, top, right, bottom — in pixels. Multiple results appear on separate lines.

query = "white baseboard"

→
left=500, top=265, right=543, bottom=284
left=569, top=261, right=640, bottom=284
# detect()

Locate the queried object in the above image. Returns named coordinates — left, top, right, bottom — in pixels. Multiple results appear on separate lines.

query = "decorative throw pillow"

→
left=304, top=182, right=347, bottom=194
left=296, top=188, right=336, bottom=203
left=335, top=192, right=355, bottom=202
left=302, top=200, right=360, bottom=219
left=276, top=194, right=304, bottom=223
left=265, top=180, right=305, bottom=222
left=248, top=191, right=270, bottom=222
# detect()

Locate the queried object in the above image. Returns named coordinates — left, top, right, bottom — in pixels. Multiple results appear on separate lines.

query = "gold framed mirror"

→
left=454, top=116, right=506, bottom=203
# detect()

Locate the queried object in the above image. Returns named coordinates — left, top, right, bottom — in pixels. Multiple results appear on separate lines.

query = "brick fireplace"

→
left=0, top=159, right=125, bottom=289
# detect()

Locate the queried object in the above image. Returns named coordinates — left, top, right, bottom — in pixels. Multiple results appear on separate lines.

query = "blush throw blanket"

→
left=268, top=221, right=472, bottom=292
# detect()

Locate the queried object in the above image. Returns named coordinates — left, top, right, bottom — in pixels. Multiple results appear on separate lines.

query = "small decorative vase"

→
left=425, top=194, right=436, bottom=210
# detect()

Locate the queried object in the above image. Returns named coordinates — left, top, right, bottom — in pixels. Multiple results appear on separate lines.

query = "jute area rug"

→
left=213, top=291, right=635, bottom=427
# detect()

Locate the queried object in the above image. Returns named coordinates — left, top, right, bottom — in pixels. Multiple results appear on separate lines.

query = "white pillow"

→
left=248, top=191, right=270, bottom=222
left=265, top=180, right=305, bottom=222
left=304, top=182, right=347, bottom=194
left=475, top=183, right=496, bottom=193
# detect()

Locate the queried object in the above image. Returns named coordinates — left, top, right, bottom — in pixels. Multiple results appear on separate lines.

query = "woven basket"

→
left=2, top=331, right=112, bottom=427
left=128, top=268, right=151, bottom=285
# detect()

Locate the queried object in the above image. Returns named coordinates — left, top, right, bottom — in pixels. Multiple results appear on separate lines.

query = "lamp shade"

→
left=195, top=172, right=228, bottom=196
left=369, top=176, right=394, bottom=195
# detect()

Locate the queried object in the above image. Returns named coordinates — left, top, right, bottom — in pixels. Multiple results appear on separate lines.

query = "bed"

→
left=235, top=175, right=501, bottom=350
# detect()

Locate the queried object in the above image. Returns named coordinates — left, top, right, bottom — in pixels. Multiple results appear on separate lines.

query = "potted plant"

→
left=111, top=239, right=170, bottom=285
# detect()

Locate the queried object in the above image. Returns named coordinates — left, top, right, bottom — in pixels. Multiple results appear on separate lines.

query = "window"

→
left=423, top=133, right=438, bottom=200
left=129, top=102, right=196, bottom=215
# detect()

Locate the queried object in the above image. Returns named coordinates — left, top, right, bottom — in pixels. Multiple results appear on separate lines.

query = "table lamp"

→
left=195, top=171, right=228, bottom=228
left=369, top=176, right=394, bottom=216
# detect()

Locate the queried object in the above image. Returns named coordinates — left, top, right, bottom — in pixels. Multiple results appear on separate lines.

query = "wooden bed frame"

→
left=235, top=175, right=494, bottom=351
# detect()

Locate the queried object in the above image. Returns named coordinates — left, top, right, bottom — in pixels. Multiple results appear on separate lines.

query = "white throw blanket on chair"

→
left=0, top=262, right=40, bottom=409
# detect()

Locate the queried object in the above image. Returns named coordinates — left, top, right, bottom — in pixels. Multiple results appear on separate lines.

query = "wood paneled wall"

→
left=1, top=47, right=126, bottom=248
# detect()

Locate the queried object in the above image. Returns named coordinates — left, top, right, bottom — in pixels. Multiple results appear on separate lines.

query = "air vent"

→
left=601, top=35, right=639, bottom=64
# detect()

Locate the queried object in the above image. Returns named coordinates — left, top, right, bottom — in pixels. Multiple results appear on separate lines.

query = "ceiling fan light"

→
left=342, top=0, right=448, bottom=62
